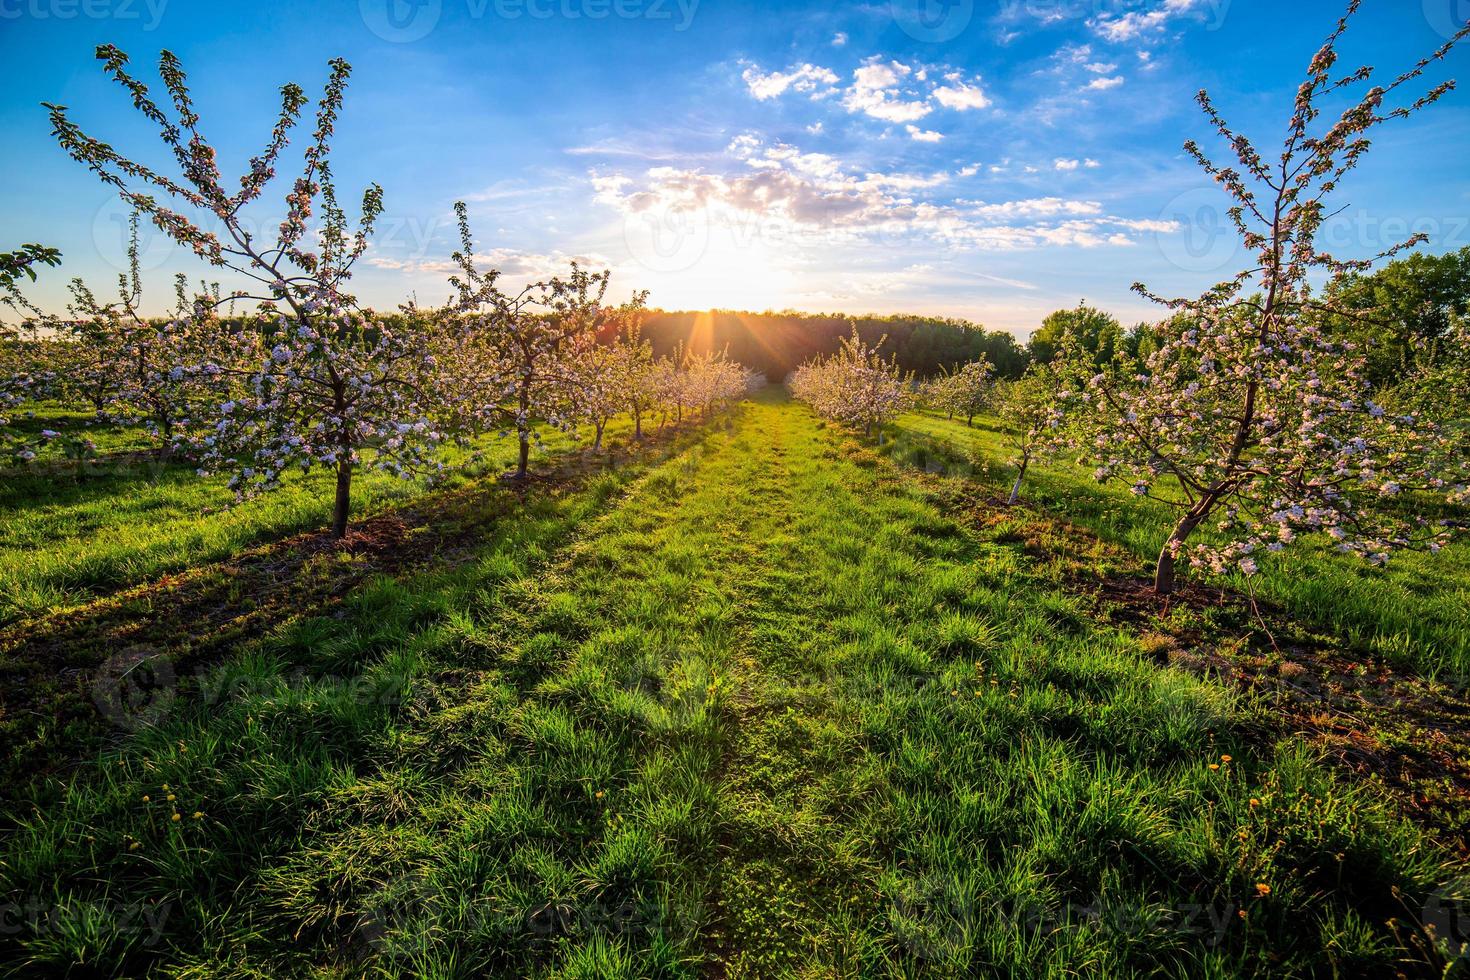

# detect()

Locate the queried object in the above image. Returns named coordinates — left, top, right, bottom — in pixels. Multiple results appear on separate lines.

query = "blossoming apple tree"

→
left=1078, top=2, right=1468, bottom=593
left=62, top=219, right=226, bottom=451
left=0, top=242, right=62, bottom=461
left=47, top=47, right=447, bottom=537
left=994, top=365, right=1071, bottom=506
left=448, top=202, right=615, bottom=480
left=680, top=349, right=749, bottom=420
left=607, top=316, right=658, bottom=441
left=565, top=294, right=649, bottom=452
left=789, top=329, right=913, bottom=434
left=925, top=357, right=994, bottom=427
left=1392, top=317, right=1470, bottom=505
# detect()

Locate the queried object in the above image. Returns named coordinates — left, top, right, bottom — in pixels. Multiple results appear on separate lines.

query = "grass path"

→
left=1, top=394, right=1462, bottom=977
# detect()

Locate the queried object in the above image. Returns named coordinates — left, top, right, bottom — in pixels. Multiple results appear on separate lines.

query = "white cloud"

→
left=742, top=62, right=839, bottom=100
left=932, top=72, right=991, bottom=111
left=1113, top=218, right=1180, bottom=233
left=831, top=31, right=848, bottom=47
left=1085, top=75, right=1125, bottom=91
left=1090, top=0, right=1210, bottom=42
left=1054, top=158, right=1081, bottom=171
left=906, top=125, right=945, bottom=143
left=964, top=197, right=1104, bottom=219
left=740, top=59, right=992, bottom=125
left=842, top=59, right=933, bottom=123
left=593, top=136, right=1164, bottom=254
left=1085, top=158, right=1101, bottom=168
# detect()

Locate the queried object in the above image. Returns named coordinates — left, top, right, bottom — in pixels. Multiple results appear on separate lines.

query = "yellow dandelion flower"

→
left=1208, top=764, right=1220, bottom=771
left=166, top=794, right=176, bottom=802
left=192, top=811, right=204, bottom=820
left=171, top=813, right=181, bottom=822
left=128, top=841, right=140, bottom=851
left=1220, top=754, right=1232, bottom=764
left=1255, top=883, right=1271, bottom=897
left=1249, top=798, right=1260, bottom=807
left=595, top=791, right=604, bottom=800
left=142, top=795, right=151, bottom=803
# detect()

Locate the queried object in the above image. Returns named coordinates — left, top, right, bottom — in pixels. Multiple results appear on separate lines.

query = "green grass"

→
left=1, top=392, right=1460, bottom=977
left=887, top=410, right=1470, bottom=680
left=0, top=407, right=646, bottom=624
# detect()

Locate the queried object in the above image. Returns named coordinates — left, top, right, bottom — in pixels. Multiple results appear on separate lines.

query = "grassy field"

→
left=1, top=391, right=1463, bottom=977
left=887, top=410, right=1470, bottom=680
left=0, top=407, right=639, bottom=625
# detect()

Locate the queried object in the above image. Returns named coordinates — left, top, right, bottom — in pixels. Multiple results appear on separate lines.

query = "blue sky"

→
left=2, top=0, right=1468, bottom=338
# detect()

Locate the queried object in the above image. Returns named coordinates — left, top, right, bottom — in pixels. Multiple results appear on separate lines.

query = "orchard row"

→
left=0, top=51, right=758, bottom=538
left=792, top=3, right=1470, bottom=595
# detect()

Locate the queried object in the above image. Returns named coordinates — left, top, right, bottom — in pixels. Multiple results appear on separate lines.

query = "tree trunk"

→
left=332, top=458, right=353, bottom=539
left=593, top=423, right=604, bottom=452
left=1007, top=458, right=1028, bottom=506
left=634, top=411, right=643, bottom=441
left=1155, top=506, right=1211, bottom=594
left=517, top=380, right=532, bottom=479
left=967, top=414, right=974, bottom=427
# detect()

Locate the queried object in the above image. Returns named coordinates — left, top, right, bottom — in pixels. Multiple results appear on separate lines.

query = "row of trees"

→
left=1, top=47, right=757, bottom=538
left=796, top=1, right=1470, bottom=596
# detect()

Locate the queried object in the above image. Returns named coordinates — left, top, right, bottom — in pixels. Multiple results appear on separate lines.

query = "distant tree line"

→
left=629, top=310, right=1029, bottom=381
